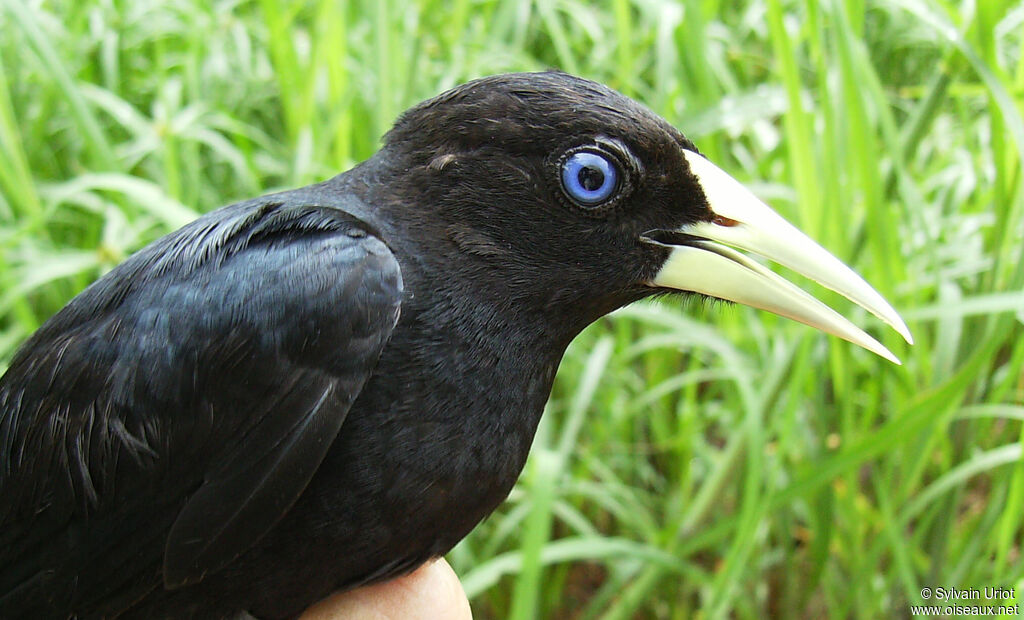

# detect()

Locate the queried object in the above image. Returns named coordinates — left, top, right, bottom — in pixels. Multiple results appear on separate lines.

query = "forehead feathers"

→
left=385, top=72, right=694, bottom=157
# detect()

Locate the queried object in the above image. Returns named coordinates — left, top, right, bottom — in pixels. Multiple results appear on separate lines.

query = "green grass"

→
left=1, top=0, right=1022, bottom=617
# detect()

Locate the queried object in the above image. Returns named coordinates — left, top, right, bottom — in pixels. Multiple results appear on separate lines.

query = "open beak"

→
left=645, top=150, right=913, bottom=364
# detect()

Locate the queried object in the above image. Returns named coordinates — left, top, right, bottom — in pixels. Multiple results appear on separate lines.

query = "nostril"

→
left=713, top=215, right=741, bottom=227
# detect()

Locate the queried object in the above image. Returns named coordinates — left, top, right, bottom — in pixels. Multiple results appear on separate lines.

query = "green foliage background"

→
left=1, top=0, right=1022, bottom=617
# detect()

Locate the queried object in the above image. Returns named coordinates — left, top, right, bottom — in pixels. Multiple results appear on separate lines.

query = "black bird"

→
left=0, top=72, right=911, bottom=619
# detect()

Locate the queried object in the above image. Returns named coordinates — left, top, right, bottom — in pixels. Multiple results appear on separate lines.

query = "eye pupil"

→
left=560, top=150, right=619, bottom=207
left=577, top=166, right=605, bottom=191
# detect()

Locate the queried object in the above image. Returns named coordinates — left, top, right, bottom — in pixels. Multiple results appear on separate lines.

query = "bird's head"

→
left=377, top=72, right=911, bottom=361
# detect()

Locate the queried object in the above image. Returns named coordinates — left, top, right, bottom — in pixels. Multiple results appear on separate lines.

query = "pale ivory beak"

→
left=646, top=150, right=912, bottom=364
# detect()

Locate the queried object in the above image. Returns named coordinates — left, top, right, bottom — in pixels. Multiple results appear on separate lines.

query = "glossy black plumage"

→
left=1, top=196, right=403, bottom=615
left=1, top=72, right=768, bottom=618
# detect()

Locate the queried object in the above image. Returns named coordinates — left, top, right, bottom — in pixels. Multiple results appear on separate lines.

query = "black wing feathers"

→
left=0, top=197, right=402, bottom=616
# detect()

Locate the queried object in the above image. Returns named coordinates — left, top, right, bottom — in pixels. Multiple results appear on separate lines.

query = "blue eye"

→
left=560, top=150, right=619, bottom=206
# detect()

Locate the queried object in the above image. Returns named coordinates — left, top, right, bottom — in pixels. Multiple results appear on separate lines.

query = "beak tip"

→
left=901, top=328, right=915, bottom=346
left=844, top=330, right=903, bottom=366
left=883, top=311, right=914, bottom=346
left=874, top=344, right=902, bottom=366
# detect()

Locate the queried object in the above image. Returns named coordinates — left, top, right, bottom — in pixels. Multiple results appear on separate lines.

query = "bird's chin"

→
left=641, top=150, right=912, bottom=364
